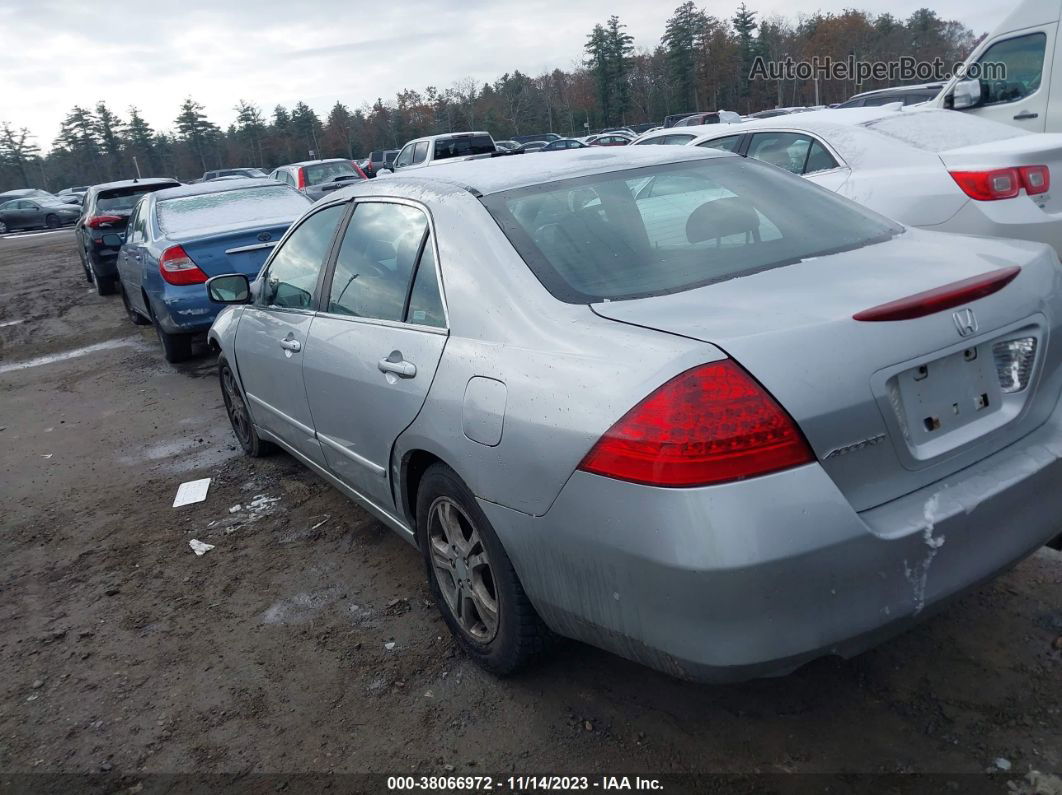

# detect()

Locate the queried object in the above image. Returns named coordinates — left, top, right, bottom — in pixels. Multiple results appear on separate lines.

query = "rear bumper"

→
left=151, top=288, right=219, bottom=334
left=480, top=399, right=1062, bottom=682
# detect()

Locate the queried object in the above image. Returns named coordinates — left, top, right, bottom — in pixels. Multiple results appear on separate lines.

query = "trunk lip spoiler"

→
left=224, top=241, right=278, bottom=255
left=853, top=266, right=1021, bottom=322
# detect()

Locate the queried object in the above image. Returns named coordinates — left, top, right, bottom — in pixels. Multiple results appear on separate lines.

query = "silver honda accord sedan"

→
left=205, top=146, right=1062, bottom=681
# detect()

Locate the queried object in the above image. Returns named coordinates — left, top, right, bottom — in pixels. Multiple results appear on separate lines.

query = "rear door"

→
left=302, top=199, right=448, bottom=507
left=746, top=131, right=851, bottom=191
left=234, top=203, right=346, bottom=465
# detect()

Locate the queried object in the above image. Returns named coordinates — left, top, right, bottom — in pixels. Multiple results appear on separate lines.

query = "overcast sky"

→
left=0, top=0, right=1011, bottom=148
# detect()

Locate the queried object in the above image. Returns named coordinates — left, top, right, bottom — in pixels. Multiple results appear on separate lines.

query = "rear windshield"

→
left=96, top=184, right=176, bottom=212
left=303, top=161, right=358, bottom=186
left=864, top=110, right=1025, bottom=152
left=434, top=136, right=496, bottom=160
left=482, top=158, right=900, bottom=302
left=157, top=185, right=309, bottom=236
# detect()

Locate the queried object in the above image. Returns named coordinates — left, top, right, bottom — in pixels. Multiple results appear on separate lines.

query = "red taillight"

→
left=578, top=360, right=814, bottom=488
left=949, top=165, right=1051, bottom=200
left=296, top=168, right=307, bottom=189
left=86, top=215, right=123, bottom=228
left=159, top=245, right=208, bottom=286
left=1020, top=165, right=1050, bottom=195
left=853, top=266, right=1021, bottom=322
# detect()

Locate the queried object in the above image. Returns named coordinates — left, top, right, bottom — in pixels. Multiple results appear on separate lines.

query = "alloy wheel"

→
left=221, top=366, right=252, bottom=448
left=427, top=497, right=500, bottom=643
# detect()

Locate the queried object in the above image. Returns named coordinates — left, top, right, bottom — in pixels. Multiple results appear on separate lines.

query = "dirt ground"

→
left=0, top=230, right=1060, bottom=792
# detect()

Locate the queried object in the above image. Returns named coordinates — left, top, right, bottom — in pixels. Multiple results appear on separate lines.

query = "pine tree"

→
left=54, top=106, right=102, bottom=182
left=732, top=3, right=759, bottom=109
left=324, top=102, right=354, bottom=158
left=0, top=123, right=40, bottom=188
left=234, top=100, right=266, bottom=166
left=663, top=2, right=709, bottom=111
left=174, top=98, right=221, bottom=173
left=95, top=102, right=125, bottom=180
left=124, top=107, right=159, bottom=176
left=290, top=102, right=323, bottom=159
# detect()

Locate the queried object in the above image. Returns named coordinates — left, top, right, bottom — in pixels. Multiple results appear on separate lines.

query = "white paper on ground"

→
left=173, top=478, right=211, bottom=508
left=189, top=539, right=215, bottom=556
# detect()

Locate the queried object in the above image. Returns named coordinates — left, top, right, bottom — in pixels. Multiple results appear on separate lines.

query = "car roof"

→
left=848, top=82, right=944, bottom=100
left=278, top=158, right=350, bottom=168
left=688, top=106, right=943, bottom=138
left=339, top=146, right=730, bottom=199
left=151, top=177, right=291, bottom=201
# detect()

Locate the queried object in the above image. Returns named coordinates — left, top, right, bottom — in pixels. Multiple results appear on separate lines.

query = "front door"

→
left=233, top=203, right=346, bottom=466
left=302, top=200, right=448, bottom=507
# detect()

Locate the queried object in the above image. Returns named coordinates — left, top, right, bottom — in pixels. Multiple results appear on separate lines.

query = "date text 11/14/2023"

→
left=387, top=775, right=665, bottom=791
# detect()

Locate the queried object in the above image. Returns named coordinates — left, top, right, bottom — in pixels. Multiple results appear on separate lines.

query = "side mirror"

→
left=101, top=233, right=124, bottom=247
left=951, top=78, right=982, bottom=110
left=206, top=273, right=251, bottom=304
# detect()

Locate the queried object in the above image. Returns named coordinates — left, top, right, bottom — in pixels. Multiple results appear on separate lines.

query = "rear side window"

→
left=96, top=184, right=176, bottom=212
left=433, top=135, right=495, bottom=160
left=663, top=134, right=695, bottom=145
left=260, top=204, right=345, bottom=309
left=326, top=202, right=428, bottom=321
left=698, top=136, right=741, bottom=152
left=157, top=185, right=309, bottom=236
left=483, top=158, right=899, bottom=303
left=405, top=244, right=445, bottom=327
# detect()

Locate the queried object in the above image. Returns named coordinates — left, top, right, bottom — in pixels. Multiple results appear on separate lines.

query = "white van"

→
left=935, top=0, right=1062, bottom=131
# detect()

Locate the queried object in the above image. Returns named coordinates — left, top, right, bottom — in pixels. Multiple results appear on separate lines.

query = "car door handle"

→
left=378, top=357, right=416, bottom=378
left=1014, top=111, right=1039, bottom=120
left=279, top=338, right=302, bottom=353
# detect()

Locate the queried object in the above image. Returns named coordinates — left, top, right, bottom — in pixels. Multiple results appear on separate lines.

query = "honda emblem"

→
left=953, top=308, right=978, bottom=337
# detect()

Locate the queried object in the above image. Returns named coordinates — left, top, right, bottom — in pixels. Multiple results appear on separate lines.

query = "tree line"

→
left=0, top=3, right=978, bottom=192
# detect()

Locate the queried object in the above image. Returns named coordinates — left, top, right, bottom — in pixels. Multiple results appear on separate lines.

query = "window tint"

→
left=975, top=32, right=1046, bottom=106
left=96, top=184, right=176, bottom=212
left=482, top=158, right=898, bottom=303
left=698, top=135, right=741, bottom=152
left=405, top=243, right=445, bottom=328
left=413, top=142, right=429, bottom=164
left=804, top=140, right=838, bottom=174
left=326, top=203, right=428, bottom=321
left=158, top=185, right=309, bottom=236
left=433, top=135, right=496, bottom=160
left=260, top=204, right=344, bottom=309
left=747, top=133, right=812, bottom=174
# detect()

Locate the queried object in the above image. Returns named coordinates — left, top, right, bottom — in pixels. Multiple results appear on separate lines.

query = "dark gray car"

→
left=268, top=159, right=367, bottom=201
left=0, top=196, right=80, bottom=233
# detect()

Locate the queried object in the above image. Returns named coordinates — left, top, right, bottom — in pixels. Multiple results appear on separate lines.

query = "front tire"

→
left=418, top=463, right=552, bottom=675
left=45, top=214, right=60, bottom=229
left=219, top=357, right=275, bottom=457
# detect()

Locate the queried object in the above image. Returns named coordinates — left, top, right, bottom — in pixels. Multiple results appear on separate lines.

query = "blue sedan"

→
left=116, top=179, right=311, bottom=362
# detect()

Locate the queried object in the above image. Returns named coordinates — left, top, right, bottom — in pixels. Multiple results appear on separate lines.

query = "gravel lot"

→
left=1, top=231, right=1060, bottom=791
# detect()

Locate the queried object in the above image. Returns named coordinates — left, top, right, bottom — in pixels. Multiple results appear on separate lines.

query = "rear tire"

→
left=0, top=220, right=7, bottom=234
left=417, top=463, right=552, bottom=675
left=87, top=255, right=116, bottom=296
left=148, top=302, right=193, bottom=363
left=219, top=357, right=275, bottom=457
left=120, top=282, right=150, bottom=325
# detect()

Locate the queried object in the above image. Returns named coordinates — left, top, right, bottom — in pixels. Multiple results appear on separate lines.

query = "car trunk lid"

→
left=591, top=230, right=1062, bottom=511
left=174, top=223, right=293, bottom=279
left=936, top=133, right=1062, bottom=214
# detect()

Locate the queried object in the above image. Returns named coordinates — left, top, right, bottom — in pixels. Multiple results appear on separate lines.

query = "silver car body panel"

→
left=208, top=147, right=1062, bottom=680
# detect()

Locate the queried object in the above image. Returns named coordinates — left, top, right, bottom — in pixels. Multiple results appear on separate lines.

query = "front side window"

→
left=394, top=145, right=415, bottom=168
left=483, top=158, right=899, bottom=303
left=975, top=32, right=1046, bottom=106
left=259, top=204, right=344, bottom=309
left=413, top=142, right=430, bottom=164
left=326, top=202, right=428, bottom=321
